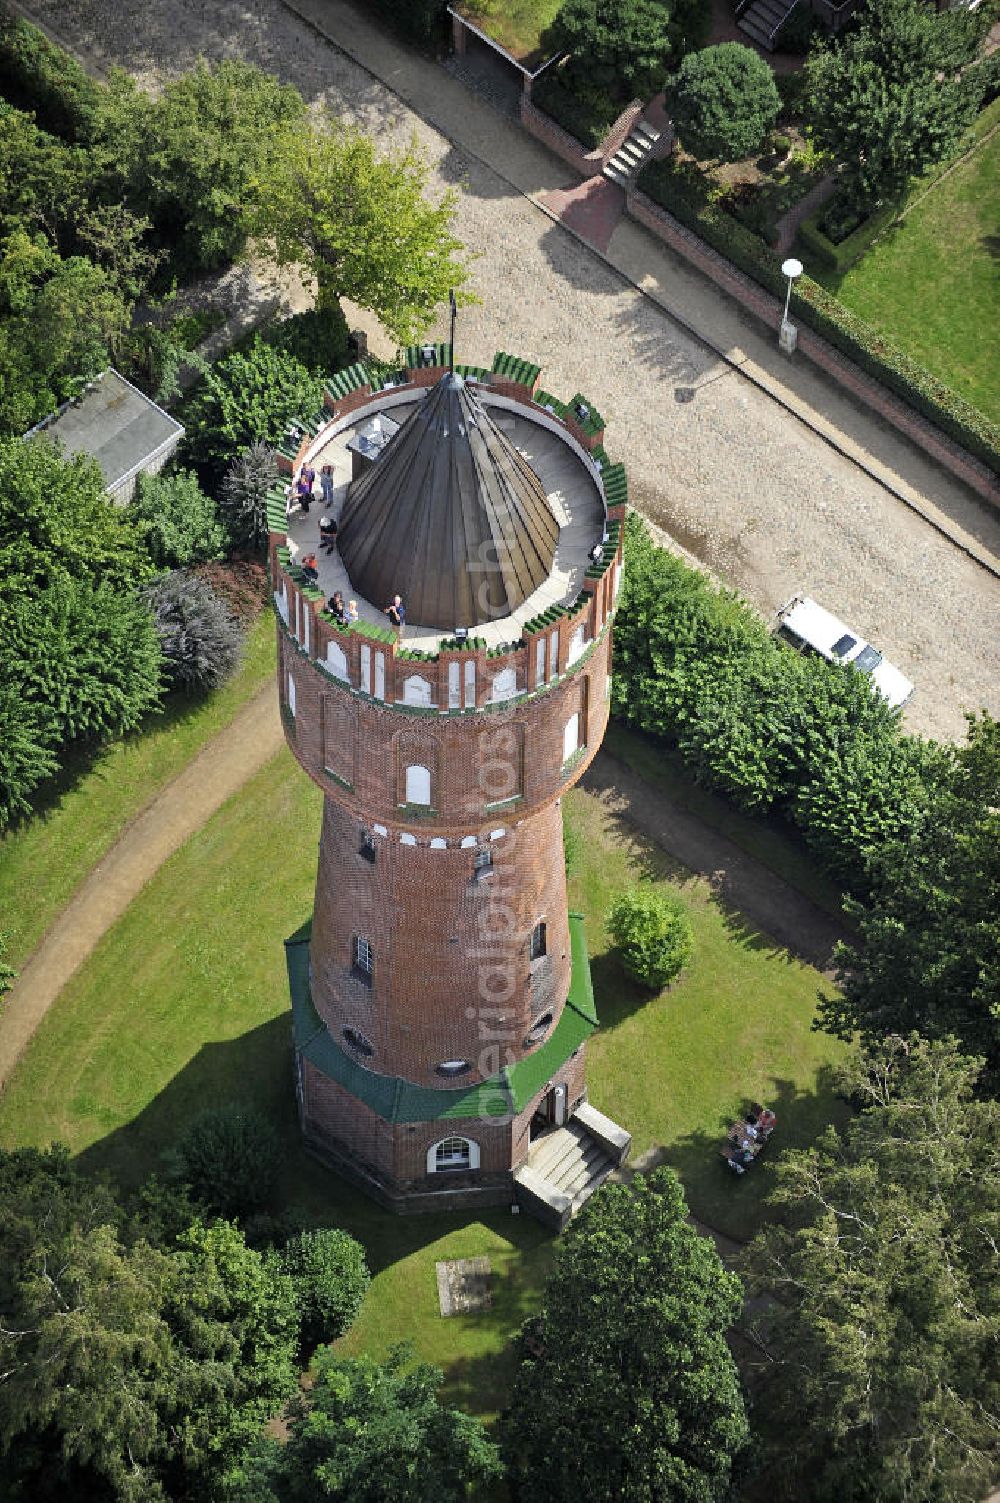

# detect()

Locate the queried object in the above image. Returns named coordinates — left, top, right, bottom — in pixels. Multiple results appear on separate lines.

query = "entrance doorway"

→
left=530, top=1083, right=568, bottom=1141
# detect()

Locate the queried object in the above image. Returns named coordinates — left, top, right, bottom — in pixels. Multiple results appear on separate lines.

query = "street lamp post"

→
left=779, top=257, right=803, bottom=354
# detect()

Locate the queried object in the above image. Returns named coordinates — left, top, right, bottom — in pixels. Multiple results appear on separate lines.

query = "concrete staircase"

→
left=738, top=0, right=797, bottom=50
left=514, top=1103, right=631, bottom=1230
left=603, top=119, right=662, bottom=186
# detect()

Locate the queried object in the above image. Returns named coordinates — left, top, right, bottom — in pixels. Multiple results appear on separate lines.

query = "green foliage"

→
left=611, top=514, right=938, bottom=894
left=774, top=1, right=815, bottom=55
left=0, top=101, right=87, bottom=241
left=220, top=441, right=281, bottom=552
left=670, top=0, right=711, bottom=56
left=0, top=930, right=15, bottom=999
left=742, top=1035, right=1000, bottom=1501
left=4, top=575, right=163, bottom=741
left=251, top=115, right=470, bottom=344
left=0, top=11, right=104, bottom=143
left=144, top=571, right=244, bottom=694
left=170, top=1103, right=282, bottom=1222
left=132, top=467, right=227, bottom=569
left=532, top=70, right=621, bottom=148
left=227, top=1344, right=502, bottom=1503
left=136, top=60, right=306, bottom=275
left=0, top=230, right=129, bottom=434
left=183, top=338, right=322, bottom=485
left=0, top=1143, right=300, bottom=1502
left=608, top=885, right=693, bottom=988
left=805, top=0, right=982, bottom=215
left=0, top=677, right=59, bottom=827
left=823, top=713, right=1000, bottom=1083
left=670, top=43, right=781, bottom=162
left=280, top=1227, right=371, bottom=1350
left=502, top=1168, right=748, bottom=1501
left=551, top=0, right=676, bottom=101
left=634, top=154, right=1000, bottom=471
left=263, top=304, right=351, bottom=376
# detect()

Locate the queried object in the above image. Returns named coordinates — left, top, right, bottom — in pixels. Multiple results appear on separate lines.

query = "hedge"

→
left=636, top=157, right=1000, bottom=475
left=797, top=198, right=902, bottom=275
left=0, top=11, right=104, bottom=142
left=532, top=73, right=621, bottom=152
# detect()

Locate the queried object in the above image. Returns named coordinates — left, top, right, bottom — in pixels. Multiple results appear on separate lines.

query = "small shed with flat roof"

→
left=24, top=368, right=184, bottom=503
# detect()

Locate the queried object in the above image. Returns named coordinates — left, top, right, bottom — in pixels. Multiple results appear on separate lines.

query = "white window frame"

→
left=427, top=1136, right=480, bottom=1173
left=563, top=712, right=580, bottom=764
left=405, top=764, right=432, bottom=806
left=353, top=935, right=373, bottom=978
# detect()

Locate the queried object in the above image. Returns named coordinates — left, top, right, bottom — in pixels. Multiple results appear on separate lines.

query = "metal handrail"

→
left=768, top=0, right=801, bottom=45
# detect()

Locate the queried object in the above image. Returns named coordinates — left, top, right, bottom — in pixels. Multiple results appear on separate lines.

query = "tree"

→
left=0, top=1146, right=301, bottom=1503
left=144, top=571, right=244, bottom=693
left=263, top=306, right=352, bottom=376
left=805, top=0, right=982, bottom=215
left=551, top=0, right=676, bottom=102
left=250, top=117, right=469, bottom=344
left=138, top=59, right=305, bottom=274
left=168, top=1104, right=281, bottom=1220
left=183, top=338, right=322, bottom=485
left=822, top=712, right=1000, bottom=1084
left=608, top=886, right=693, bottom=989
left=502, top=1168, right=748, bottom=1501
left=0, top=230, right=128, bottom=434
left=741, top=1035, right=1000, bottom=1502
left=132, top=467, right=227, bottom=569
left=0, top=676, right=59, bottom=828
left=280, top=1227, right=371, bottom=1351
left=4, top=575, right=163, bottom=741
left=0, top=101, right=87, bottom=242
left=669, top=43, right=781, bottom=162
left=227, top=1344, right=502, bottom=1503
left=220, top=441, right=280, bottom=551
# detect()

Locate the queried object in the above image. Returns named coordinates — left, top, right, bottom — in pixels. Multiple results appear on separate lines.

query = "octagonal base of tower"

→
left=285, top=920, right=629, bottom=1226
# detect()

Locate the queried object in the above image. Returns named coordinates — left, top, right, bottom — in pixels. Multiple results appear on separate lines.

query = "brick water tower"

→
left=269, top=347, right=630, bottom=1227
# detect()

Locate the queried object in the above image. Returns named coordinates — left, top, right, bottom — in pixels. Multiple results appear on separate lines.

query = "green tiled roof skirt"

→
left=285, top=913, right=596, bottom=1124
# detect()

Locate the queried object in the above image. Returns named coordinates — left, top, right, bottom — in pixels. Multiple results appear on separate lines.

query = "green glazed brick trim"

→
left=324, top=362, right=371, bottom=402
left=491, top=351, right=542, bottom=387
left=403, top=341, right=452, bottom=369
left=566, top=393, right=604, bottom=436
left=454, top=363, right=492, bottom=383
left=534, top=389, right=567, bottom=419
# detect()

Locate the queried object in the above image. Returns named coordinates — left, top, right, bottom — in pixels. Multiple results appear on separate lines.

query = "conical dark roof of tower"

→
left=338, top=373, right=560, bottom=629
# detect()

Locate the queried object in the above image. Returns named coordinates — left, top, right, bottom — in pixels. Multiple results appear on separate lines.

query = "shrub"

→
left=170, top=1104, right=281, bottom=1222
left=262, top=304, right=351, bottom=376
left=551, top=0, right=675, bottom=102
left=0, top=677, right=58, bottom=829
left=670, top=0, right=712, bottom=55
left=531, top=72, right=621, bottom=150
left=183, top=338, right=323, bottom=487
left=144, top=571, right=244, bottom=693
left=0, top=12, right=104, bottom=143
left=608, top=887, right=694, bottom=989
left=669, top=43, right=782, bottom=162
left=280, top=1227, right=371, bottom=1350
left=131, top=468, right=227, bottom=569
left=634, top=156, right=1000, bottom=472
left=220, top=441, right=280, bottom=552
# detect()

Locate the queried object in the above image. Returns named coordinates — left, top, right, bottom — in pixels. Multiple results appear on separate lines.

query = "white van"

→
left=775, top=594, right=914, bottom=709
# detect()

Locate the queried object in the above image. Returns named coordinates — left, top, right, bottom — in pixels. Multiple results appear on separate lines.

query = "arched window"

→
left=342, top=1026, right=374, bottom=1058
left=490, top=666, right=517, bottom=702
left=568, top=623, right=587, bottom=665
left=427, top=1136, right=480, bottom=1173
left=430, top=837, right=447, bottom=850
left=436, top=1059, right=472, bottom=1078
left=405, top=764, right=431, bottom=805
left=460, top=835, right=477, bottom=849
left=403, top=674, right=433, bottom=707
left=353, top=936, right=373, bottom=983
left=530, top=921, right=547, bottom=961
left=563, top=712, right=580, bottom=764
left=326, top=641, right=349, bottom=681
left=287, top=674, right=297, bottom=718
left=524, top=1011, right=554, bottom=1048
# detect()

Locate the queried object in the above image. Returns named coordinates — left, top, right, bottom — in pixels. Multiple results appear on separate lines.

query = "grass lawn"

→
left=0, top=731, right=847, bottom=1419
left=457, top=0, right=562, bottom=66
left=812, top=101, right=1000, bottom=424
left=0, top=613, right=275, bottom=972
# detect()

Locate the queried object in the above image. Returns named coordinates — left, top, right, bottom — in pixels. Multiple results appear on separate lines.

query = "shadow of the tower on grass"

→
left=74, top=1014, right=554, bottom=1283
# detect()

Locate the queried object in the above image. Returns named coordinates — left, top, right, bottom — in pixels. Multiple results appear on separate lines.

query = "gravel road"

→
left=22, top=0, right=1000, bottom=743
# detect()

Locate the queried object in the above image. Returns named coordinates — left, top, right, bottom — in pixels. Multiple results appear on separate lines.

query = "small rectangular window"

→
left=359, top=831, right=376, bottom=863
left=530, top=921, right=547, bottom=961
left=473, top=848, right=493, bottom=876
left=353, top=935, right=373, bottom=982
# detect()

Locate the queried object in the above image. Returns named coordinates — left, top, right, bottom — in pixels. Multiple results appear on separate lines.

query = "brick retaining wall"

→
left=520, top=95, right=644, bottom=178
left=626, top=186, right=1000, bottom=508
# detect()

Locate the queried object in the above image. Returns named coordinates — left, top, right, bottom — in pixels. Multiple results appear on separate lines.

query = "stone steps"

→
left=737, top=0, right=797, bottom=50
left=514, top=1109, right=630, bottom=1228
left=603, top=120, right=662, bottom=186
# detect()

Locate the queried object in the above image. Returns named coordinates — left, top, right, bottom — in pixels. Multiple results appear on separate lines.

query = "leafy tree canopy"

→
left=280, top=1228, right=371, bottom=1352
left=669, top=42, right=781, bottom=162
left=132, top=467, right=227, bottom=570
left=144, top=571, right=244, bottom=694
left=805, top=0, right=983, bottom=213
left=183, top=338, right=323, bottom=485
left=502, top=1167, right=748, bottom=1501
left=551, top=0, right=676, bottom=102
left=227, top=1344, right=502, bottom=1503
left=742, top=1035, right=1000, bottom=1502
left=822, top=711, right=1000, bottom=1082
left=607, top=885, right=693, bottom=988
left=249, top=117, right=470, bottom=344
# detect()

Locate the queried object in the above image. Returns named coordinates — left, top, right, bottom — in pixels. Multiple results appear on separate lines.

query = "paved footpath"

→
left=19, top=0, right=1000, bottom=744
left=0, top=686, right=285, bottom=1091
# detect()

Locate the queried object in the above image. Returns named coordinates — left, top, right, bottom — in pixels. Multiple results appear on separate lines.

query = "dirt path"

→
left=0, top=685, right=284, bottom=1092
left=584, top=749, right=848, bottom=975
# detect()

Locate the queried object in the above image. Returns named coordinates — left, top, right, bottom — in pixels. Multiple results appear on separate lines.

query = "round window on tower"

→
left=436, top=1059, right=472, bottom=1078
left=523, top=1012, right=554, bottom=1049
left=342, top=1027, right=374, bottom=1058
